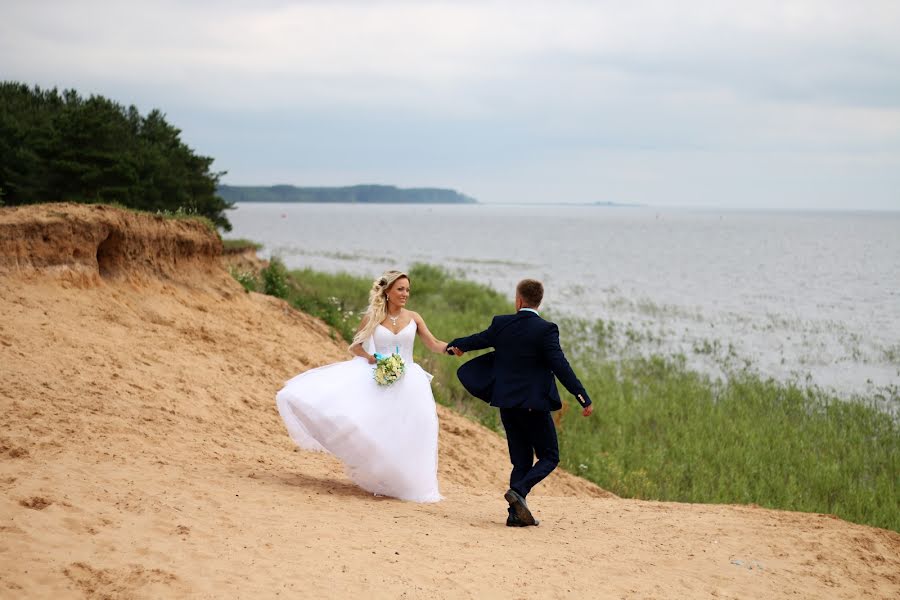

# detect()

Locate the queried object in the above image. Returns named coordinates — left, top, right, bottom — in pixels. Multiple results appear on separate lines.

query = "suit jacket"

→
left=449, top=310, right=591, bottom=412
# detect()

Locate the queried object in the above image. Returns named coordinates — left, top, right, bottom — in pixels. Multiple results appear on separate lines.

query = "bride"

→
left=276, top=270, right=448, bottom=502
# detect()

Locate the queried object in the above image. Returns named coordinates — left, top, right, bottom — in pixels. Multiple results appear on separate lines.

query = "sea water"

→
left=225, top=202, right=900, bottom=397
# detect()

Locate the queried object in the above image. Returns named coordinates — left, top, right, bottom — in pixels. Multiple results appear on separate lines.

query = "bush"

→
left=260, top=257, right=289, bottom=299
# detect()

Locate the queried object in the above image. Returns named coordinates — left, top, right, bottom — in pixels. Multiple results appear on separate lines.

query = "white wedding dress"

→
left=275, top=320, right=441, bottom=502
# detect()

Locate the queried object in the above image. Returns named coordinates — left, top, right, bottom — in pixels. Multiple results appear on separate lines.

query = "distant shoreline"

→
left=218, top=184, right=478, bottom=205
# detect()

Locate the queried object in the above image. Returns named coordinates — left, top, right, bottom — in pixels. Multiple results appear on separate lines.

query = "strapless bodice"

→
left=369, top=320, right=417, bottom=363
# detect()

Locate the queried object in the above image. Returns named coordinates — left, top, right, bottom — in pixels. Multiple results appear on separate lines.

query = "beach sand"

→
left=1, top=204, right=897, bottom=599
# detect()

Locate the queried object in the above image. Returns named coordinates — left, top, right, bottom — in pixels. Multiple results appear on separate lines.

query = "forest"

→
left=0, top=82, right=233, bottom=230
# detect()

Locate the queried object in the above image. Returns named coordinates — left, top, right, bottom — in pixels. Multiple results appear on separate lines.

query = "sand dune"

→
left=1, top=204, right=897, bottom=599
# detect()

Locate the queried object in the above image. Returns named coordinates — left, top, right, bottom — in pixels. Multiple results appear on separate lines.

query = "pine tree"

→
left=0, top=82, right=233, bottom=230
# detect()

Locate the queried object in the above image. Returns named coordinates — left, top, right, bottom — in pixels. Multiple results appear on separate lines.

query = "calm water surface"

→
left=226, top=203, right=900, bottom=397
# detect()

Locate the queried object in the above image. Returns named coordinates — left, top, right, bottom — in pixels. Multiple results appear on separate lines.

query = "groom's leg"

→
left=512, top=410, right=559, bottom=497
left=500, top=408, right=535, bottom=496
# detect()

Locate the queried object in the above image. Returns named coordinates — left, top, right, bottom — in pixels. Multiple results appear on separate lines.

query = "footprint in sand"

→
left=19, top=496, right=52, bottom=510
left=63, top=562, right=185, bottom=597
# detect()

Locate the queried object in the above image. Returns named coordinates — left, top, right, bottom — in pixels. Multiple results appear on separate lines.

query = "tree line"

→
left=0, top=82, right=232, bottom=230
left=218, top=184, right=477, bottom=204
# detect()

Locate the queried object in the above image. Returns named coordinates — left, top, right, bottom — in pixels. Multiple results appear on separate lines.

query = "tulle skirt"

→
left=276, top=356, right=441, bottom=503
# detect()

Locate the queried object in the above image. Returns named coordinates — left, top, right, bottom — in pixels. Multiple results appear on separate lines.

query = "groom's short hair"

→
left=516, top=279, right=544, bottom=308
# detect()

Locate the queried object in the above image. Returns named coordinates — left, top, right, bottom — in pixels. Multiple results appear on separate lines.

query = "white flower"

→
left=374, top=353, right=405, bottom=386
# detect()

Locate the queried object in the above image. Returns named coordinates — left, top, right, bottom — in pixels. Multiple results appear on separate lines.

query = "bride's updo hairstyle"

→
left=351, top=270, right=409, bottom=348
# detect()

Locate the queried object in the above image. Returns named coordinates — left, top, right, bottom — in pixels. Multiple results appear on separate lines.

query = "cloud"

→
left=6, top=1, right=899, bottom=108
left=2, top=0, right=899, bottom=207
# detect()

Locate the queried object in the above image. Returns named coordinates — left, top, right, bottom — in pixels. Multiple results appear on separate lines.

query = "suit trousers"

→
left=499, top=407, right=560, bottom=498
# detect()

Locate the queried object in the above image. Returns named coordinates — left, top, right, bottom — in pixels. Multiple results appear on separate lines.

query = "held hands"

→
left=445, top=346, right=464, bottom=357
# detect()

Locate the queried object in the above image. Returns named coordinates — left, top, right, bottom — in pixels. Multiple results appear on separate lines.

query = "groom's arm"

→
left=448, top=318, right=497, bottom=353
left=542, top=323, right=592, bottom=412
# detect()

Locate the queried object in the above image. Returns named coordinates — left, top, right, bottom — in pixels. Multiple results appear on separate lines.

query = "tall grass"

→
left=283, top=267, right=373, bottom=341
left=244, top=261, right=898, bottom=532
left=558, top=356, right=898, bottom=531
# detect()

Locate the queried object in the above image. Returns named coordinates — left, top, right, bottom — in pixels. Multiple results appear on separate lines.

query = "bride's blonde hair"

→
left=351, top=270, right=409, bottom=348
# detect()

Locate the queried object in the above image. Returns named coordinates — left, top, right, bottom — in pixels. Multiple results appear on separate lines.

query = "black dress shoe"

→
left=504, top=488, right=536, bottom=526
left=506, top=513, right=540, bottom=527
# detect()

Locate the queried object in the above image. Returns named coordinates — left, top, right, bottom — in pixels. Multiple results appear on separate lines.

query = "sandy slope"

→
left=1, top=204, right=898, bottom=599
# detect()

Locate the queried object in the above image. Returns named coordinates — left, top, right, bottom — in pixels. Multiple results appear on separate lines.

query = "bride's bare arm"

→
left=411, top=311, right=448, bottom=354
left=349, top=315, right=377, bottom=363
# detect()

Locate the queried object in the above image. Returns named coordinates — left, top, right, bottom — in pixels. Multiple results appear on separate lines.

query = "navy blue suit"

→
left=449, top=310, right=591, bottom=498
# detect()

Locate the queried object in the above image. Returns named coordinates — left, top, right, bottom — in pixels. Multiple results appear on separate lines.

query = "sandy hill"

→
left=0, top=203, right=897, bottom=599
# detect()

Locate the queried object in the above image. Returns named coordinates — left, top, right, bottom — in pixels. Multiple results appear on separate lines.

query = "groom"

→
left=447, top=279, right=593, bottom=527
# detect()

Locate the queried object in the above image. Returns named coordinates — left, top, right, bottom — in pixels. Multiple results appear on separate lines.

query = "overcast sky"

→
left=2, top=0, right=899, bottom=209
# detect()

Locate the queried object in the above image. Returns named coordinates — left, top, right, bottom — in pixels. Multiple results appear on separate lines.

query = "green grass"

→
left=82, top=201, right=220, bottom=233
left=236, top=259, right=899, bottom=532
left=558, top=356, right=898, bottom=531
left=222, top=238, right=263, bottom=253
left=282, top=267, right=374, bottom=342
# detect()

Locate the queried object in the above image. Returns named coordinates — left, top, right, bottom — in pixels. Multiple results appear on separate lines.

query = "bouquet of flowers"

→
left=373, top=350, right=405, bottom=386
